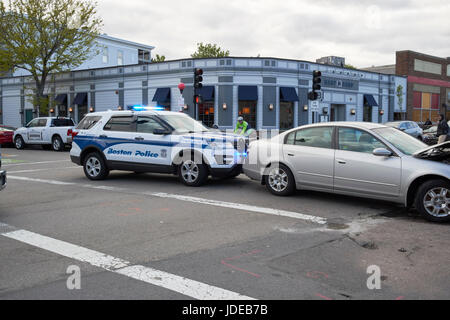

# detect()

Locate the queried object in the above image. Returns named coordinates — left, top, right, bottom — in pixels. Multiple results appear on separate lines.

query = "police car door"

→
left=134, top=116, right=173, bottom=166
left=101, top=115, right=137, bottom=164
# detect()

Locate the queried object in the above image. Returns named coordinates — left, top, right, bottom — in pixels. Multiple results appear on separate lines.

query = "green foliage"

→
left=151, top=54, right=166, bottom=63
left=0, top=0, right=103, bottom=112
left=191, top=43, right=230, bottom=59
left=344, top=64, right=357, bottom=70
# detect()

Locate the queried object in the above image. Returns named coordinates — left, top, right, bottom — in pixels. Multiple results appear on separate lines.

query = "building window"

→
left=198, top=102, right=215, bottom=128
left=280, top=102, right=294, bottom=130
left=102, top=48, right=108, bottom=64
left=138, top=49, right=150, bottom=63
left=118, top=50, right=123, bottom=65
left=363, top=106, right=372, bottom=122
left=238, top=101, right=257, bottom=129
left=414, top=59, right=442, bottom=75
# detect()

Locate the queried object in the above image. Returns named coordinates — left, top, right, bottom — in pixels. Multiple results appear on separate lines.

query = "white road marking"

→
left=2, top=160, right=71, bottom=167
left=0, top=224, right=254, bottom=300
left=9, top=175, right=75, bottom=185
left=150, top=192, right=327, bottom=224
left=8, top=175, right=327, bottom=225
left=7, top=167, right=79, bottom=174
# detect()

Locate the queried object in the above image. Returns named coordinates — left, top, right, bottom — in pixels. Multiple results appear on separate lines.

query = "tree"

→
left=151, top=54, right=165, bottom=63
left=0, top=0, right=102, bottom=115
left=344, top=64, right=357, bottom=70
left=396, top=85, right=404, bottom=120
left=191, top=43, right=230, bottom=58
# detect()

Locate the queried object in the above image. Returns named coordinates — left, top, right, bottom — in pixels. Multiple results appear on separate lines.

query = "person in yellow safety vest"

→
left=234, top=116, right=248, bottom=135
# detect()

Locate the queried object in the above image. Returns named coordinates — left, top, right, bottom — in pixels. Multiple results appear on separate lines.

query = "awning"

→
left=54, top=94, right=67, bottom=105
left=152, top=88, right=171, bottom=103
left=73, top=92, right=87, bottom=105
left=238, top=86, right=258, bottom=101
left=364, top=94, right=378, bottom=107
left=197, top=86, right=215, bottom=101
left=280, top=87, right=299, bottom=102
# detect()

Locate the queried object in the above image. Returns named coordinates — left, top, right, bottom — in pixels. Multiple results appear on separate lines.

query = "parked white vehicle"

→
left=13, top=117, right=75, bottom=151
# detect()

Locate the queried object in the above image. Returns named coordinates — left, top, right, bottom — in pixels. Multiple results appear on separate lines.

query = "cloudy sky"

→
left=97, top=0, right=450, bottom=68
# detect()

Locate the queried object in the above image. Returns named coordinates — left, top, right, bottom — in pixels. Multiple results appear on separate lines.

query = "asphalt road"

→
left=1, top=145, right=449, bottom=300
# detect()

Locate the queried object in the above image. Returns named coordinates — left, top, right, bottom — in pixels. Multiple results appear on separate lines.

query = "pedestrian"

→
left=424, top=118, right=432, bottom=126
left=436, top=114, right=449, bottom=144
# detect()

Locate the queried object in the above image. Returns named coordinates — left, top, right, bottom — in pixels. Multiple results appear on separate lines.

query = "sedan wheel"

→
left=265, top=164, right=295, bottom=196
left=423, top=187, right=449, bottom=218
left=416, top=179, right=450, bottom=222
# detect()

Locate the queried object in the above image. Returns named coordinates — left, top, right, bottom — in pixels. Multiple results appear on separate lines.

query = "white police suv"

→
left=70, top=110, right=247, bottom=186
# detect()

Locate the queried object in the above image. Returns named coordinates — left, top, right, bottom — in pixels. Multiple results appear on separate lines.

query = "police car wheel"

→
left=83, top=152, right=109, bottom=180
left=15, top=136, right=25, bottom=150
left=264, top=164, right=295, bottom=196
left=52, top=136, right=64, bottom=151
left=178, top=159, right=208, bottom=187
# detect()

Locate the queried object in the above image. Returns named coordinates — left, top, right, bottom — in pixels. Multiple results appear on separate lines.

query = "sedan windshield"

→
left=372, top=127, right=427, bottom=155
left=158, top=114, right=209, bottom=134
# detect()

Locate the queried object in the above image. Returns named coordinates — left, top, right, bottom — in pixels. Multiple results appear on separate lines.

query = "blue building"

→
left=0, top=38, right=407, bottom=130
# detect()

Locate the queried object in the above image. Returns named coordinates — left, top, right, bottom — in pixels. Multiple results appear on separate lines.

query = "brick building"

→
left=364, top=51, right=450, bottom=122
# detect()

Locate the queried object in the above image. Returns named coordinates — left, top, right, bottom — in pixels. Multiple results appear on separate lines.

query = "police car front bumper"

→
left=0, top=170, right=6, bottom=191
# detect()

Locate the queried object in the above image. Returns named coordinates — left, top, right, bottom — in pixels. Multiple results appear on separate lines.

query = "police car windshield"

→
left=159, top=114, right=209, bottom=134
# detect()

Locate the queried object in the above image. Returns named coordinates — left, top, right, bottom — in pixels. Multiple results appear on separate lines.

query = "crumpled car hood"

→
left=413, top=141, right=450, bottom=162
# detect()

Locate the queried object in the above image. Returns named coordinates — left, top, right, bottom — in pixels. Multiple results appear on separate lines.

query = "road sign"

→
left=310, top=101, right=319, bottom=112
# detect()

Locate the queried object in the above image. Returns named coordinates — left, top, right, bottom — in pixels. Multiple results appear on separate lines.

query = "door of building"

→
left=25, top=109, right=33, bottom=125
left=330, top=104, right=346, bottom=121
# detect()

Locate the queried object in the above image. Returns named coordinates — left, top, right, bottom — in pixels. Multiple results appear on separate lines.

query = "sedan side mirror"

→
left=153, top=128, right=171, bottom=135
left=373, top=148, right=392, bottom=157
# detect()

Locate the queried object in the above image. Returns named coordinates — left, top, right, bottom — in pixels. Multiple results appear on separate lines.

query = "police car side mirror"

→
left=153, top=128, right=171, bottom=135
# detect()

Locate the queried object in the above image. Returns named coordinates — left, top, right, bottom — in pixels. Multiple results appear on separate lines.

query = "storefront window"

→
left=363, top=106, right=372, bottom=122
left=280, top=102, right=294, bottom=130
left=238, top=100, right=257, bottom=129
left=198, top=102, right=215, bottom=128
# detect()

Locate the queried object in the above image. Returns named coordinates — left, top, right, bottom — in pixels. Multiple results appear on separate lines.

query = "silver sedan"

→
left=243, top=122, right=450, bottom=223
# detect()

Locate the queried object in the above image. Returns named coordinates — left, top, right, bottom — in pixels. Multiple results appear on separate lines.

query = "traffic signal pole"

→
left=193, top=68, right=203, bottom=120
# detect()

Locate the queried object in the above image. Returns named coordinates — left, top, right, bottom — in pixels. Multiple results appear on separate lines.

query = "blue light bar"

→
left=130, top=105, right=166, bottom=111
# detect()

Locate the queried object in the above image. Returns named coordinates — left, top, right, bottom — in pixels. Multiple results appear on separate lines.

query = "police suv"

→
left=70, top=110, right=247, bottom=186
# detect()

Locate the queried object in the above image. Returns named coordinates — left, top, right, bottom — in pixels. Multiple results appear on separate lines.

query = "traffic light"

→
left=194, top=95, right=203, bottom=104
left=312, top=70, right=322, bottom=91
left=308, top=70, right=322, bottom=101
left=194, top=68, right=203, bottom=89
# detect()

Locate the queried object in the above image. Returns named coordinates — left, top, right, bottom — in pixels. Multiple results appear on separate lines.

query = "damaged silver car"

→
left=244, top=123, right=450, bottom=223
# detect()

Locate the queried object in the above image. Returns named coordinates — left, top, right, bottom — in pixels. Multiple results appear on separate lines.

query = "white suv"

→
left=70, top=110, right=247, bottom=186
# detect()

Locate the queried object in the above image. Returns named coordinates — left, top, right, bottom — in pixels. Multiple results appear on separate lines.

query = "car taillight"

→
left=67, top=129, right=78, bottom=138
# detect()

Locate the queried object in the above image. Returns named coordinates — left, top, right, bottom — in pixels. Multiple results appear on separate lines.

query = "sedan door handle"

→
left=337, top=159, right=347, bottom=164
left=287, top=153, right=295, bottom=157
left=135, top=137, right=144, bottom=141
